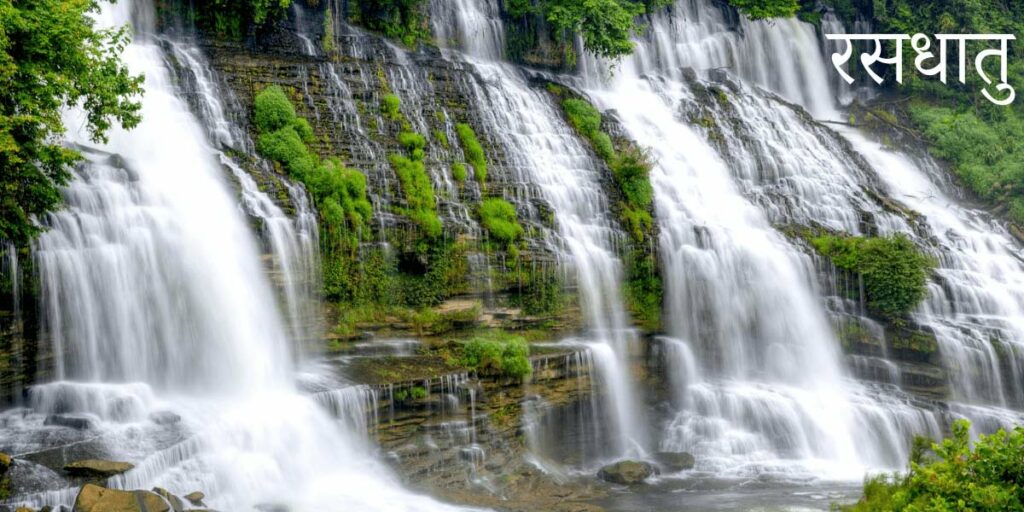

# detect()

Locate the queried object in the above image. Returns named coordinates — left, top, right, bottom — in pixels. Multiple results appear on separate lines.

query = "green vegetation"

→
left=254, top=86, right=372, bottom=249
left=381, top=94, right=402, bottom=121
left=324, top=243, right=470, bottom=308
left=810, top=233, right=935, bottom=321
left=451, top=163, right=468, bottom=183
left=834, top=0, right=1024, bottom=227
left=179, top=0, right=295, bottom=39
left=552, top=86, right=662, bottom=330
left=842, top=419, right=1024, bottom=511
left=479, top=198, right=524, bottom=244
left=727, top=0, right=799, bottom=19
left=455, top=123, right=487, bottom=184
left=347, top=0, right=430, bottom=47
left=322, top=8, right=336, bottom=54
left=459, top=331, right=532, bottom=379
left=0, top=0, right=143, bottom=246
left=504, top=0, right=675, bottom=65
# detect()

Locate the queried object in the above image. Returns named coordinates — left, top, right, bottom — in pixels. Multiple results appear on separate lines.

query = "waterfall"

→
left=571, top=0, right=948, bottom=476
left=9, top=2, right=478, bottom=509
left=574, top=0, right=1024, bottom=476
left=430, top=0, right=647, bottom=461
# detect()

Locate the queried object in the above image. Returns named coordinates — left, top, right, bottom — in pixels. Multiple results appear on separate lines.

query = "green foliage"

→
left=455, top=123, right=488, bottom=183
left=625, top=250, right=662, bottom=332
left=727, top=0, right=799, bottom=19
left=398, top=131, right=426, bottom=151
left=478, top=198, right=524, bottom=243
left=186, top=0, right=294, bottom=39
left=554, top=89, right=662, bottom=330
left=322, top=8, right=336, bottom=54
left=856, top=0, right=1024, bottom=225
left=323, top=243, right=469, bottom=308
left=0, top=0, right=143, bottom=245
left=253, top=86, right=372, bottom=249
left=810, top=233, right=935, bottom=320
left=389, top=154, right=441, bottom=237
left=410, top=385, right=428, bottom=399
left=542, top=0, right=645, bottom=59
left=909, top=104, right=1024, bottom=224
left=842, top=419, right=1024, bottom=511
left=347, top=0, right=429, bottom=46
left=460, top=331, right=533, bottom=379
left=506, top=269, right=566, bottom=316
left=433, top=129, right=449, bottom=148
left=451, top=163, right=468, bottom=183
left=381, top=94, right=402, bottom=121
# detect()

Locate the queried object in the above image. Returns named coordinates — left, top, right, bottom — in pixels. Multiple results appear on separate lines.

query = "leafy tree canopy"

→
left=0, top=0, right=143, bottom=246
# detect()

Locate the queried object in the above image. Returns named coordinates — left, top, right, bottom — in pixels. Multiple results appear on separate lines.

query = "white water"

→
left=6, top=2, right=478, bottom=510
left=571, top=0, right=958, bottom=478
left=572, top=0, right=1024, bottom=479
left=430, top=0, right=647, bottom=460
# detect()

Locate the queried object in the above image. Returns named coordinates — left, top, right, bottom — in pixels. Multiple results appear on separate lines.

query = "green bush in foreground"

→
left=842, top=419, right=1024, bottom=511
left=460, top=331, right=532, bottom=379
left=810, top=234, right=934, bottom=321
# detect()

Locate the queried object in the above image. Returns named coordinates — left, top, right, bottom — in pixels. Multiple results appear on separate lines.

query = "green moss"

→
left=451, top=163, right=467, bottom=183
left=455, top=123, right=487, bottom=183
left=479, top=198, right=524, bottom=243
left=433, top=129, right=449, bottom=148
left=253, top=86, right=371, bottom=251
left=389, top=154, right=441, bottom=237
left=810, top=233, right=935, bottom=321
left=552, top=88, right=662, bottom=330
left=347, top=0, right=430, bottom=47
left=381, top=93, right=402, bottom=121
left=460, top=331, right=532, bottom=379
left=322, top=8, right=336, bottom=54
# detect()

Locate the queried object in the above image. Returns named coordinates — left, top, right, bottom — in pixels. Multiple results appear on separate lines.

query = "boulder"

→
left=653, top=451, right=695, bottom=472
left=73, top=484, right=171, bottom=512
left=64, top=459, right=134, bottom=478
left=44, top=415, right=96, bottom=430
left=182, top=492, right=204, bottom=506
left=148, top=412, right=181, bottom=426
left=151, top=488, right=184, bottom=511
left=0, top=452, right=12, bottom=474
left=15, top=507, right=34, bottom=512
left=597, top=460, right=657, bottom=485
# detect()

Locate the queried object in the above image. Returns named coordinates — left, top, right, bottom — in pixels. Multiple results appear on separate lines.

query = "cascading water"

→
left=3, top=2, right=479, bottom=510
left=430, top=0, right=647, bottom=461
left=573, top=0, right=953, bottom=477
left=570, top=0, right=1024, bottom=480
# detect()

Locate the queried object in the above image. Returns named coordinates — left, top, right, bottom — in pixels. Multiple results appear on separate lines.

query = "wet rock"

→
left=254, top=504, right=289, bottom=512
left=148, top=411, right=181, bottom=425
left=73, top=484, right=170, bottom=512
left=183, top=492, right=204, bottom=506
left=597, top=460, right=657, bottom=485
left=152, top=488, right=184, bottom=511
left=44, top=414, right=96, bottom=430
left=0, top=452, right=11, bottom=474
left=14, top=507, right=34, bottom=512
left=653, top=451, right=695, bottom=472
left=64, top=459, right=134, bottom=478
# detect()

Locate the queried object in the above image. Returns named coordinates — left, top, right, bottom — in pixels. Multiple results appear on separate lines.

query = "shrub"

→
left=451, top=163, right=467, bottom=183
left=381, top=93, right=402, bottom=121
left=254, top=86, right=296, bottom=132
left=398, top=131, right=426, bottom=151
left=410, top=386, right=428, bottom=400
left=389, top=154, right=440, bottom=236
left=460, top=331, right=532, bottom=379
left=455, top=123, right=487, bottom=183
left=810, top=234, right=935, bottom=320
left=841, top=419, right=1024, bottom=511
left=253, top=86, right=372, bottom=251
left=478, top=198, right=524, bottom=243
left=563, top=98, right=604, bottom=140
